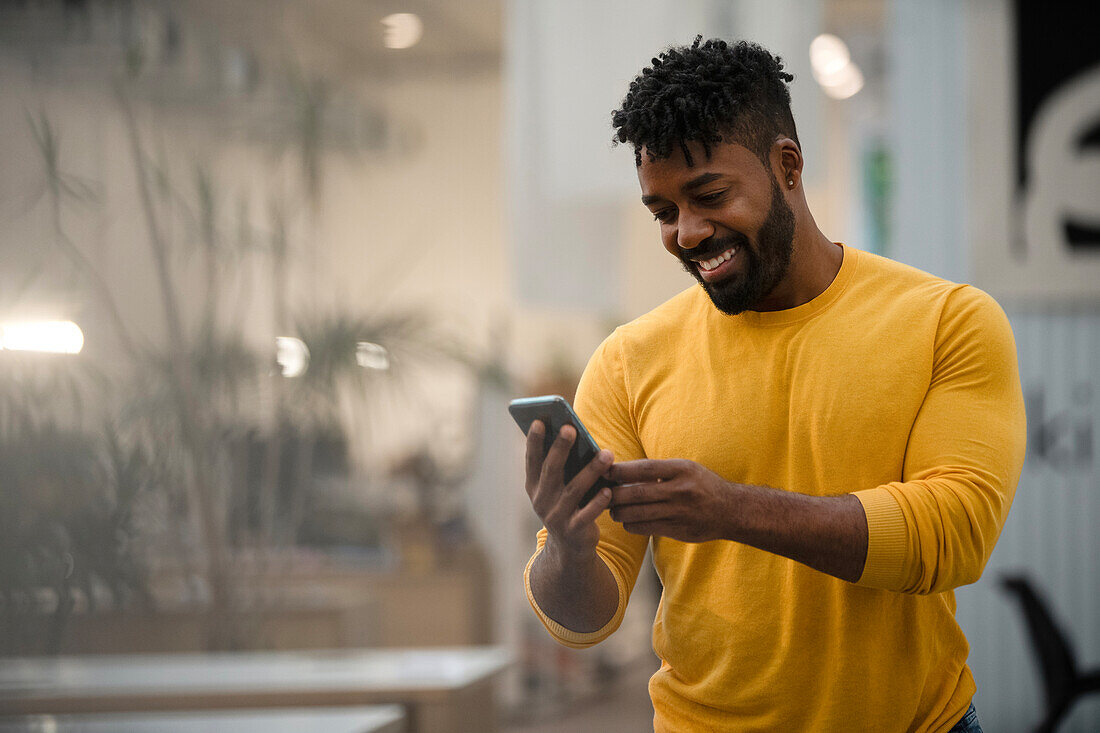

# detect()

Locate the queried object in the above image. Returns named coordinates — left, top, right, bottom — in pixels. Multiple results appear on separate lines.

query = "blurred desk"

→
left=0, top=647, right=511, bottom=733
left=0, top=705, right=406, bottom=732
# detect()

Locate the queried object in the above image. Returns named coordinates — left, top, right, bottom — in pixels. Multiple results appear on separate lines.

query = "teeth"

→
left=698, top=247, right=737, bottom=271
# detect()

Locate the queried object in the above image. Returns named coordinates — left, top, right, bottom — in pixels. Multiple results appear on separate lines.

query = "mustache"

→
left=678, top=232, right=749, bottom=263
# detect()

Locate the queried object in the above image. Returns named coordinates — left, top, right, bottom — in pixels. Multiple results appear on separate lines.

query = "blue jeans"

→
left=946, top=702, right=983, bottom=733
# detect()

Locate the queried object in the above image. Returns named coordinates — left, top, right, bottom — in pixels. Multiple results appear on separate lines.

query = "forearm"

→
left=528, top=537, right=620, bottom=633
left=608, top=459, right=870, bottom=582
left=725, top=484, right=868, bottom=583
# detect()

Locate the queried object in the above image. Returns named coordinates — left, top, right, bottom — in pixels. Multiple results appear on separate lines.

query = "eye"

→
left=651, top=207, right=676, bottom=223
left=696, top=190, right=726, bottom=205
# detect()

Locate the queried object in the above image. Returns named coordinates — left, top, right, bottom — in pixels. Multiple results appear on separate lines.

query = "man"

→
left=521, top=38, right=1026, bottom=731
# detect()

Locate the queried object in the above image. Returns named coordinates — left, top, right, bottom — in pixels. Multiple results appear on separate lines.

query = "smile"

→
left=695, top=246, right=738, bottom=272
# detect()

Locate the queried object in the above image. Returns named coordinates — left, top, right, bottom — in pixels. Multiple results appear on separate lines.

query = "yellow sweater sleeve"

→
left=854, top=286, right=1026, bottom=594
left=524, top=333, right=650, bottom=647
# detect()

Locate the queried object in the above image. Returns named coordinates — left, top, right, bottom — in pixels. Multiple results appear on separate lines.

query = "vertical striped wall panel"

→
left=957, top=308, right=1100, bottom=732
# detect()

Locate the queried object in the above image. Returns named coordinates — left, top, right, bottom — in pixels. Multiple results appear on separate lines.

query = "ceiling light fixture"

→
left=275, top=336, right=310, bottom=378
left=810, top=33, right=864, bottom=100
left=0, top=320, right=84, bottom=354
left=356, top=342, right=390, bottom=370
left=382, top=13, right=423, bottom=50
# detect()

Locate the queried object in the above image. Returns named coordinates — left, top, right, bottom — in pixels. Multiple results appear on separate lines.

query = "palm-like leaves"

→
left=3, top=25, right=480, bottom=652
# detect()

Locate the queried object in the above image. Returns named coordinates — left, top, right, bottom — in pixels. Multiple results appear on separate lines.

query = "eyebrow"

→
left=641, top=172, right=725, bottom=205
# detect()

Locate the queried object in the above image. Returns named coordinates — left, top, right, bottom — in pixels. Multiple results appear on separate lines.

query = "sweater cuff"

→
left=524, top=548, right=627, bottom=649
left=853, top=486, right=909, bottom=588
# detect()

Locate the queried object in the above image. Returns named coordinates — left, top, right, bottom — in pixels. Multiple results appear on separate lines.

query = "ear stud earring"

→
left=787, top=179, right=794, bottom=187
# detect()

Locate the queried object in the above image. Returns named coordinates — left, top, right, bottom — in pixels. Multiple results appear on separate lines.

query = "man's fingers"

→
left=608, top=458, right=685, bottom=484
left=561, top=448, right=613, bottom=507
left=524, top=420, right=546, bottom=495
left=569, top=486, right=612, bottom=531
left=609, top=480, right=668, bottom=507
left=538, top=424, right=576, bottom=491
left=621, top=521, right=662, bottom=537
left=609, top=497, right=671, bottom=523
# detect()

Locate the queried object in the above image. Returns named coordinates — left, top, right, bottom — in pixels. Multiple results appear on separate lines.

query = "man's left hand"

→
left=607, top=459, right=738, bottom=542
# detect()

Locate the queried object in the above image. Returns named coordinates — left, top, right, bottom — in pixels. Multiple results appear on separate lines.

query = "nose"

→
left=676, top=210, right=714, bottom=251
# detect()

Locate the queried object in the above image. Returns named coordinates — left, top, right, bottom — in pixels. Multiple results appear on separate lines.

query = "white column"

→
left=885, top=0, right=969, bottom=282
left=506, top=0, right=720, bottom=315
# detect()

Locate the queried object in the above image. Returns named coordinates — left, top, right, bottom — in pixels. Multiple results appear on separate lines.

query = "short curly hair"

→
left=612, top=37, right=798, bottom=168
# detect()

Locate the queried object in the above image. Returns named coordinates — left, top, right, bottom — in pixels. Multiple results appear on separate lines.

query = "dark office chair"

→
left=1000, top=575, right=1100, bottom=733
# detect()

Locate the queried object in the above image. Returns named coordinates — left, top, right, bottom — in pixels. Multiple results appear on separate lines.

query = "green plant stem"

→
left=45, top=178, right=139, bottom=359
left=260, top=200, right=291, bottom=549
left=197, top=168, right=220, bottom=337
left=118, top=87, right=233, bottom=649
left=117, top=91, right=188, bottom=359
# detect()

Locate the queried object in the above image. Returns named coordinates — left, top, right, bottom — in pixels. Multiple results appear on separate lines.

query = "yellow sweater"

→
left=525, top=245, right=1026, bottom=732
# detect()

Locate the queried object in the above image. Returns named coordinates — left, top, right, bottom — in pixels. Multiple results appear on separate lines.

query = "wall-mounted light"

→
left=356, top=341, right=390, bottom=370
left=381, top=13, right=423, bottom=50
left=0, top=321, right=84, bottom=354
left=275, top=336, right=310, bottom=377
left=810, top=33, right=864, bottom=100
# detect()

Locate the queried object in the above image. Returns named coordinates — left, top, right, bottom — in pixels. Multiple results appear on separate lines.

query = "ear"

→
left=772, top=137, right=803, bottom=190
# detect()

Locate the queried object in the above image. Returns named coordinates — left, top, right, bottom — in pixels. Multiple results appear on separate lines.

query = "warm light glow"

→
left=818, top=62, right=864, bottom=100
left=356, top=341, right=390, bottom=370
left=0, top=321, right=84, bottom=354
left=381, top=13, right=423, bottom=50
left=275, top=336, right=310, bottom=377
left=810, top=33, right=863, bottom=100
left=810, top=34, right=850, bottom=77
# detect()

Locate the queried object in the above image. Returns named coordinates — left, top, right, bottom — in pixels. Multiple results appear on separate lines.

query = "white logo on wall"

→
left=1022, top=64, right=1100, bottom=269
left=972, top=3, right=1100, bottom=302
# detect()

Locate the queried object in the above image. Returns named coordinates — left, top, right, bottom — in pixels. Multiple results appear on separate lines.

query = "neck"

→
left=754, top=212, right=842, bottom=312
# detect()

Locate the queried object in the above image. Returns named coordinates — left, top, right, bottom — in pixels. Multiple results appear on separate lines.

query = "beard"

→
left=679, top=176, right=795, bottom=316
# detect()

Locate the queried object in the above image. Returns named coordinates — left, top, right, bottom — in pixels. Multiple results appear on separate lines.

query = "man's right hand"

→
left=524, top=420, right=614, bottom=558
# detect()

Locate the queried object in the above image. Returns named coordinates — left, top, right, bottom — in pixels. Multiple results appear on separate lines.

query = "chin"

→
left=686, top=259, right=761, bottom=315
left=702, top=280, right=757, bottom=316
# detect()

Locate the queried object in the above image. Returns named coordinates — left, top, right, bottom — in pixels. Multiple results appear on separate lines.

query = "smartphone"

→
left=508, top=395, right=615, bottom=507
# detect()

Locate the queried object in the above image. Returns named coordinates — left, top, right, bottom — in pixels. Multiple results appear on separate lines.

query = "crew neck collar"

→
left=728, top=243, right=857, bottom=327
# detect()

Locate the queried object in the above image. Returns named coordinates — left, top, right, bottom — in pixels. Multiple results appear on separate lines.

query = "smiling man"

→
left=521, top=38, right=1026, bottom=732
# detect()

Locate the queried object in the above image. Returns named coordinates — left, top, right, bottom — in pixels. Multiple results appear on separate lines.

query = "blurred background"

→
left=0, top=0, right=1097, bottom=731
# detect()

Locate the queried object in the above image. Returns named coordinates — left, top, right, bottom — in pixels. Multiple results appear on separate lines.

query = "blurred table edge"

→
left=0, top=647, right=511, bottom=733
left=0, top=704, right=407, bottom=733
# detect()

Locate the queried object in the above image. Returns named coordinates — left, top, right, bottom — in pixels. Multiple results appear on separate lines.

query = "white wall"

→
left=886, top=0, right=969, bottom=282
